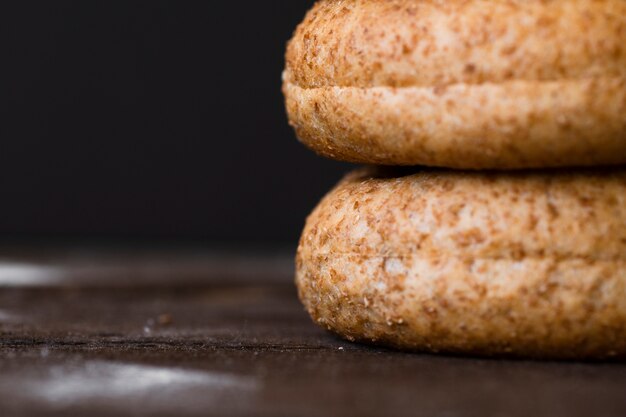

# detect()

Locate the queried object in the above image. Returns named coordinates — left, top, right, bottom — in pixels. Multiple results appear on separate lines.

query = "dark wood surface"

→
left=0, top=245, right=625, bottom=417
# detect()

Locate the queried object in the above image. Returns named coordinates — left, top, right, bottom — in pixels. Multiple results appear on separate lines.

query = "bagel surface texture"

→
left=296, top=167, right=626, bottom=358
left=284, top=0, right=626, bottom=168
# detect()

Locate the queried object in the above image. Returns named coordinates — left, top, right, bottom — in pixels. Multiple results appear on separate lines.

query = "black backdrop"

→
left=1, top=1, right=350, bottom=244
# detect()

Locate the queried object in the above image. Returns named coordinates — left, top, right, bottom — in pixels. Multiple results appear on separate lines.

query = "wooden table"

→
left=1, top=244, right=625, bottom=417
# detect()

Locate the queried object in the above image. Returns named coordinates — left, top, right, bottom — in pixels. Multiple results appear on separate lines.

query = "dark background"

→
left=1, top=1, right=350, bottom=245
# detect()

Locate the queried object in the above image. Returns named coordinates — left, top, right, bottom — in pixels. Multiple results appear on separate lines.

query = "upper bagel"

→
left=283, top=0, right=626, bottom=169
left=286, top=0, right=626, bottom=89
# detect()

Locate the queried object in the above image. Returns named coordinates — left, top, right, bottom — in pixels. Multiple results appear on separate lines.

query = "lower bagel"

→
left=296, top=167, right=626, bottom=359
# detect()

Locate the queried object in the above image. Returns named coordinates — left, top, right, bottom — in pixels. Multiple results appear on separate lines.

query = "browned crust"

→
left=283, top=0, right=626, bottom=168
left=283, top=77, right=626, bottom=169
left=286, top=0, right=626, bottom=89
left=296, top=167, right=626, bottom=359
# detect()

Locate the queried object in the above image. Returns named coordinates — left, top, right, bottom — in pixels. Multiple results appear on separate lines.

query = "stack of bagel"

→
left=283, top=0, right=626, bottom=359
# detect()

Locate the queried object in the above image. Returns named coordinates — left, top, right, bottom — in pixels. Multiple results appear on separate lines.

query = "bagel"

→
left=283, top=0, right=626, bottom=169
left=296, top=167, right=626, bottom=358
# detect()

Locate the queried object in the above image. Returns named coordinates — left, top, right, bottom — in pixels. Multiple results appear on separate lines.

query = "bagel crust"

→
left=296, top=167, right=626, bottom=358
left=284, top=0, right=626, bottom=168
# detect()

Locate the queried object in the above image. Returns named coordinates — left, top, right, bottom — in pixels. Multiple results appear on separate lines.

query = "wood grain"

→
left=0, top=245, right=625, bottom=416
